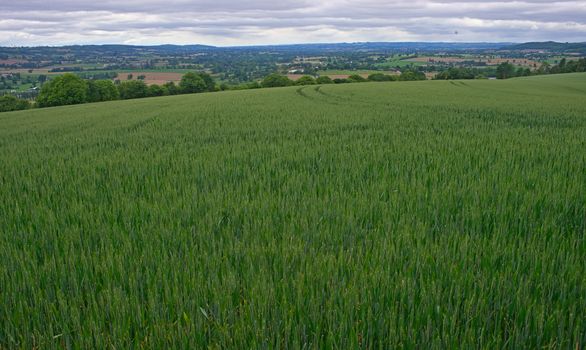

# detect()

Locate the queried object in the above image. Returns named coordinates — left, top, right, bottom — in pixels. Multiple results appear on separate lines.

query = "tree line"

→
left=1, top=71, right=215, bottom=112
left=259, top=70, right=426, bottom=88
left=435, top=58, right=586, bottom=80
left=0, top=69, right=427, bottom=112
left=1, top=59, right=584, bottom=113
left=35, top=72, right=216, bottom=108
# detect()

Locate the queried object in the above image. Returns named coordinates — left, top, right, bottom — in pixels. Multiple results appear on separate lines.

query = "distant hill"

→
left=503, top=41, right=586, bottom=53
left=230, top=42, right=510, bottom=53
left=1, top=42, right=510, bottom=56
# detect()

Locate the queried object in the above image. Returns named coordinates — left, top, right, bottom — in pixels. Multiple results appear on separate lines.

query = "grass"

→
left=1, top=73, right=585, bottom=348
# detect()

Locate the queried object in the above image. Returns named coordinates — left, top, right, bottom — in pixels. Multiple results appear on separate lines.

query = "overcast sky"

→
left=1, top=0, right=585, bottom=46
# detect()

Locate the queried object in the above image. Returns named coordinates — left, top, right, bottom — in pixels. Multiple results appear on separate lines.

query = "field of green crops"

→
left=1, top=73, right=585, bottom=348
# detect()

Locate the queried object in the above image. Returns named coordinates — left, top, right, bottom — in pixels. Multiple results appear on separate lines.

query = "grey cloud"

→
left=0, top=0, right=584, bottom=46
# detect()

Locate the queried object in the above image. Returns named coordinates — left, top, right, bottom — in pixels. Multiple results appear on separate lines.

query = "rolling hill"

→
left=503, top=41, right=586, bottom=53
left=1, top=73, right=585, bottom=348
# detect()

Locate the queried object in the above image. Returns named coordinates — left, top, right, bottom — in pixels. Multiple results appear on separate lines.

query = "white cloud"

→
left=0, top=1, right=584, bottom=46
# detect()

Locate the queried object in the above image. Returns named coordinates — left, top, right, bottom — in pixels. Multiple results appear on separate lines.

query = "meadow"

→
left=1, top=73, right=585, bottom=348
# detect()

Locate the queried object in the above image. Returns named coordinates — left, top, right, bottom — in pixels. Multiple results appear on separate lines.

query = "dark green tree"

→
left=399, top=70, right=426, bottom=81
left=0, top=95, right=31, bottom=112
left=87, top=80, right=119, bottom=102
left=296, top=76, right=316, bottom=85
left=147, top=84, right=166, bottom=97
left=367, top=73, right=395, bottom=82
left=196, top=72, right=216, bottom=92
left=316, top=76, right=334, bottom=84
left=496, top=62, right=516, bottom=79
left=37, top=73, right=88, bottom=107
left=179, top=72, right=207, bottom=93
left=347, top=74, right=367, bottom=83
left=261, top=74, right=293, bottom=88
left=246, top=81, right=261, bottom=89
left=117, top=80, right=148, bottom=99
left=163, top=82, right=179, bottom=95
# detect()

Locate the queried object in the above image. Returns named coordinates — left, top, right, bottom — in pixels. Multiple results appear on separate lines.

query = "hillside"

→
left=504, top=41, right=586, bottom=53
left=1, top=74, right=585, bottom=348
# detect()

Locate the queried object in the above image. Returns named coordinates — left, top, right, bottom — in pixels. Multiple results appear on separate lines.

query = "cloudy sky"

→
left=1, top=0, right=585, bottom=46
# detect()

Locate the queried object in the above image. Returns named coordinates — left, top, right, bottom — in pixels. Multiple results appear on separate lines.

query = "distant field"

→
left=407, top=56, right=539, bottom=67
left=0, top=68, right=201, bottom=78
left=0, top=59, right=29, bottom=65
left=375, top=55, right=426, bottom=68
left=116, top=71, right=184, bottom=85
left=1, top=73, right=585, bottom=348
left=544, top=56, right=585, bottom=64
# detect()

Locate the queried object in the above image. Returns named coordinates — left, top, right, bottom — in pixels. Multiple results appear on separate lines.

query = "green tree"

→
left=536, top=62, right=550, bottom=75
left=348, top=74, right=367, bottom=83
left=367, top=73, right=394, bottom=82
left=87, top=80, right=119, bottom=102
left=147, top=84, right=165, bottom=97
left=434, top=67, right=475, bottom=80
left=296, top=76, right=316, bottom=85
left=261, top=74, right=293, bottom=88
left=399, top=70, right=426, bottom=81
left=163, top=82, right=179, bottom=95
left=196, top=72, right=216, bottom=92
left=179, top=72, right=207, bottom=93
left=316, top=76, right=334, bottom=84
left=37, top=73, right=88, bottom=107
left=117, top=80, right=148, bottom=99
left=246, top=81, right=262, bottom=89
left=0, top=95, right=31, bottom=112
left=496, top=62, right=516, bottom=79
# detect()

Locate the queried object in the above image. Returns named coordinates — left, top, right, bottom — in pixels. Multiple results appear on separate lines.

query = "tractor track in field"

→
left=295, top=86, right=350, bottom=107
left=296, top=86, right=338, bottom=106
left=126, top=116, right=160, bottom=133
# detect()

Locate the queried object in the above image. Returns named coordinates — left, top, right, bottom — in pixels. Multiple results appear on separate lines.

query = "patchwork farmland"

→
left=115, top=71, right=184, bottom=85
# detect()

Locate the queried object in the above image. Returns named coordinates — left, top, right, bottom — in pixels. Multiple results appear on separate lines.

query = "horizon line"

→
left=3, top=40, right=583, bottom=49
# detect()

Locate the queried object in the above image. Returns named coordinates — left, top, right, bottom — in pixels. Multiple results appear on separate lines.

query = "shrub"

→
left=367, top=73, right=395, bottom=82
left=262, top=74, right=293, bottom=88
left=0, top=95, right=31, bottom=112
left=296, top=76, right=316, bottom=85
left=316, top=76, right=334, bottom=84
left=348, top=74, right=367, bottom=83
left=399, top=70, right=426, bottom=81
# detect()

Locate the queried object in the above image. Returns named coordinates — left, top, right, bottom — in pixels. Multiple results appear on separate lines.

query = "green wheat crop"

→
left=1, top=73, right=585, bottom=348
